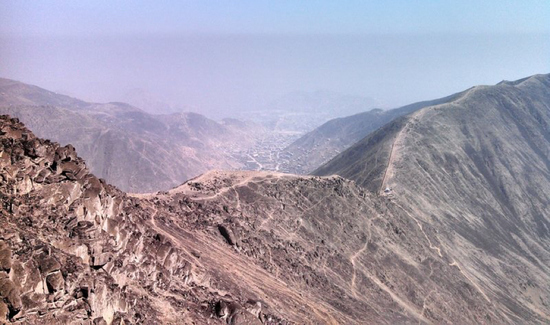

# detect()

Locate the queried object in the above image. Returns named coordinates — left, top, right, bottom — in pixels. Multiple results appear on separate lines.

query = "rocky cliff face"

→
left=0, top=116, right=180, bottom=324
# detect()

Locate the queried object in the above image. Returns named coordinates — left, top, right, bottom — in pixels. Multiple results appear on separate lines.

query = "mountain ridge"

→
left=282, top=89, right=467, bottom=174
left=1, top=73, right=550, bottom=324
left=315, top=73, right=550, bottom=322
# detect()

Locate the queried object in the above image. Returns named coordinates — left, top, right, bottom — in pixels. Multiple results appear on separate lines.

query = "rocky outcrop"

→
left=0, top=116, right=218, bottom=324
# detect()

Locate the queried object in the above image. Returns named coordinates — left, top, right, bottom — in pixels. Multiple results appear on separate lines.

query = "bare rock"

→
left=37, top=255, right=61, bottom=275
left=0, top=241, right=11, bottom=272
left=0, top=272, right=21, bottom=317
left=92, top=316, right=108, bottom=325
left=0, top=301, right=8, bottom=323
left=216, top=300, right=241, bottom=320
left=45, top=272, right=64, bottom=293
left=218, top=225, right=238, bottom=246
left=229, top=309, right=263, bottom=325
left=243, top=300, right=262, bottom=318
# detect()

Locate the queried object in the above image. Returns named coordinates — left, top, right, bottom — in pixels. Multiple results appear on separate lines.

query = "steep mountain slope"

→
left=0, top=78, right=258, bottom=192
left=0, top=115, right=234, bottom=324
left=315, top=74, right=550, bottom=321
left=283, top=93, right=464, bottom=174
left=2, top=114, right=529, bottom=324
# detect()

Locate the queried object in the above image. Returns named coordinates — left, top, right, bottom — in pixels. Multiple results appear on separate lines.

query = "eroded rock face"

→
left=0, top=116, right=189, bottom=324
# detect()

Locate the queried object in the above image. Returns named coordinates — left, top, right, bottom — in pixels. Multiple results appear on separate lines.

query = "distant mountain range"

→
left=0, top=79, right=386, bottom=191
left=0, top=78, right=263, bottom=192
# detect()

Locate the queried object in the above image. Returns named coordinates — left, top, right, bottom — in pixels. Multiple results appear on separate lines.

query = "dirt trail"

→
left=378, top=124, right=406, bottom=195
left=348, top=218, right=431, bottom=324
left=379, top=107, right=434, bottom=195
left=350, top=239, right=368, bottom=298
left=364, top=271, right=432, bottom=324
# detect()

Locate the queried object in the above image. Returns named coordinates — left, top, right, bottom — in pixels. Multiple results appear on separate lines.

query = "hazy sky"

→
left=1, top=1, right=549, bottom=117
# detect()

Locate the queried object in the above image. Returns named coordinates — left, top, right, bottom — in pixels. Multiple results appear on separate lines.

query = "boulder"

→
left=37, top=255, right=61, bottom=275
left=45, top=272, right=65, bottom=293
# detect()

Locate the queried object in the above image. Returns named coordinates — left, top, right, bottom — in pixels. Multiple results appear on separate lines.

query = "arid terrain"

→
left=1, top=74, right=549, bottom=324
